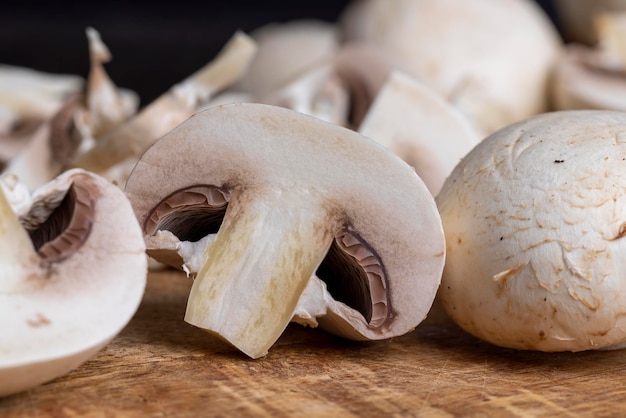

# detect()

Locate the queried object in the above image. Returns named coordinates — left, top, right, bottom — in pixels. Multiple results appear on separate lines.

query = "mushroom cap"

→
left=0, top=169, right=147, bottom=397
left=436, top=110, right=626, bottom=352
left=339, top=0, right=561, bottom=135
left=125, top=103, right=445, bottom=357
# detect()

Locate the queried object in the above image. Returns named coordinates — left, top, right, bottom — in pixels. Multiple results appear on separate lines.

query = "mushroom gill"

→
left=143, top=186, right=387, bottom=327
left=317, top=230, right=388, bottom=327
left=22, top=174, right=97, bottom=262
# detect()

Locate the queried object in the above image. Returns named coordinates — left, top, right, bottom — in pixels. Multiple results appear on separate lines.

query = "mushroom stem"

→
left=0, top=186, right=38, bottom=293
left=184, top=189, right=335, bottom=359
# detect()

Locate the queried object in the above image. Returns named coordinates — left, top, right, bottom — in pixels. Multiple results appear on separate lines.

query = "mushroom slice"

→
left=72, top=31, right=257, bottom=174
left=0, top=168, right=147, bottom=397
left=232, top=19, right=340, bottom=96
left=258, top=62, right=350, bottom=127
left=551, top=12, right=626, bottom=112
left=76, top=27, right=139, bottom=142
left=358, top=71, right=480, bottom=196
left=0, top=64, right=83, bottom=130
left=437, top=110, right=626, bottom=352
left=3, top=94, right=85, bottom=191
left=125, top=103, right=445, bottom=358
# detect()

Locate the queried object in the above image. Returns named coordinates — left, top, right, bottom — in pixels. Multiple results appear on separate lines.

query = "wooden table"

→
left=2, top=269, right=626, bottom=417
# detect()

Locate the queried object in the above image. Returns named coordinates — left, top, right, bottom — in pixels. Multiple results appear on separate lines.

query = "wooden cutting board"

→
left=2, top=269, right=626, bottom=417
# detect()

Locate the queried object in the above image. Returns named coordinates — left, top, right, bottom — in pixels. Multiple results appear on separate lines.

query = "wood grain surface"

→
left=2, top=269, right=626, bottom=417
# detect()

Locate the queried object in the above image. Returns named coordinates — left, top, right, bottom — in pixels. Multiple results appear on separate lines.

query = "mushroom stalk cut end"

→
left=184, top=190, right=335, bottom=359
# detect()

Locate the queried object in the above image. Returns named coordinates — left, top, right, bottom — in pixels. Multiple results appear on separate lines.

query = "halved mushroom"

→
left=0, top=168, right=147, bottom=397
left=339, top=0, right=562, bottom=136
left=437, top=110, right=626, bottom=352
left=358, top=71, right=480, bottom=196
left=125, top=103, right=445, bottom=358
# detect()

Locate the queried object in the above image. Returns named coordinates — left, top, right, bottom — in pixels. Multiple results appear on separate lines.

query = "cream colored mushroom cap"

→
left=437, top=110, right=626, bottom=352
left=0, top=169, right=147, bottom=397
left=340, top=0, right=561, bottom=135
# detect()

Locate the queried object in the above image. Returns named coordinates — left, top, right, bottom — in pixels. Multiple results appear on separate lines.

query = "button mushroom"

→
left=339, top=0, right=562, bottom=136
left=0, top=168, right=147, bottom=397
left=125, top=103, right=445, bottom=358
left=436, top=110, right=626, bottom=352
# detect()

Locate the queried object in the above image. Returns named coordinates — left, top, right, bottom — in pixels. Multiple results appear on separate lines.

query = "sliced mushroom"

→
left=358, top=71, right=480, bottom=196
left=72, top=31, right=257, bottom=175
left=0, top=64, right=83, bottom=132
left=551, top=11, right=626, bottom=112
left=0, top=168, right=147, bottom=397
left=232, top=19, right=339, bottom=97
left=76, top=27, right=139, bottom=142
left=436, top=110, right=626, bottom=352
left=125, top=103, right=445, bottom=359
left=0, top=65, right=83, bottom=167
left=3, top=94, right=85, bottom=191
left=3, top=27, right=140, bottom=191
left=339, top=0, right=562, bottom=135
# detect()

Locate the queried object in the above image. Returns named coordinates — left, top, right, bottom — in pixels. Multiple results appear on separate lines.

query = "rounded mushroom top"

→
left=437, top=110, right=626, bottom=351
left=339, top=0, right=561, bottom=135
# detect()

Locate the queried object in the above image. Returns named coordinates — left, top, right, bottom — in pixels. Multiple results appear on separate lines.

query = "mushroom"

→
left=0, top=65, right=83, bottom=167
left=553, top=0, right=626, bottom=45
left=71, top=31, right=257, bottom=176
left=436, top=110, right=626, bottom=352
left=232, top=19, right=339, bottom=97
left=338, top=0, right=562, bottom=136
left=3, top=27, right=139, bottom=191
left=124, top=103, right=445, bottom=359
left=0, top=64, right=83, bottom=133
left=551, top=11, right=626, bottom=112
left=0, top=168, right=147, bottom=397
left=358, top=71, right=480, bottom=195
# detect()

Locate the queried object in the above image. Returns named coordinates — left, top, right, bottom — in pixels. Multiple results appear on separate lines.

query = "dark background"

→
left=1, top=0, right=560, bottom=106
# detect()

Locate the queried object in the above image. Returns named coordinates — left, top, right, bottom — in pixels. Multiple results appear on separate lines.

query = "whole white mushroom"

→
left=339, top=0, right=562, bottom=136
left=436, top=110, right=626, bottom=352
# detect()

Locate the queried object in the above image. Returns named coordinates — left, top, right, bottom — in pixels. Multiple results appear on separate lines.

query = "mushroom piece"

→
left=0, top=64, right=83, bottom=134
left=551, top=11, right=626, bottom=112
left=436, top=110, right=626, bottom=352
left=232, top=19, right=339, bottom=97
left=0, top=65, right=83, bottom=167
left=339, top=0, right=562, bottom=136
left=125, top=103, right=445, bottom=359
left=553, top=0, right=626, bottom=44
left=3, top=27, right=140, bottom=191
left=71, top=31, right=257, bottom=176
left=358, top=71, right=480, bottom=196
left=0, top=168, right=147, bottom=397
left=257, top=42, right=395, bottom=129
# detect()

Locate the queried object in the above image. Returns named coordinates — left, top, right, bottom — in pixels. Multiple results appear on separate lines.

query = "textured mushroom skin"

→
left=437, top=110, right=626, bottom=351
